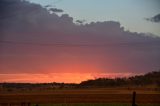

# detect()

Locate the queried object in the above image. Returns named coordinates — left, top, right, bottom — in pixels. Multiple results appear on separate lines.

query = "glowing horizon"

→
left=0, top=72, right=136, bottom=83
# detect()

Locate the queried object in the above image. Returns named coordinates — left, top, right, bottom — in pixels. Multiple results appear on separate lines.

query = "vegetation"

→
left=0, top=71, right=160, bottom=91
left=79, top=71, right=160, bottom=88
left=0, top=71, right=160, bottom=104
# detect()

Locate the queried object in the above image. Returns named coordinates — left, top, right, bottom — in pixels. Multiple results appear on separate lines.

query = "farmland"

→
left=0, top=87, right=160, bottom=105
left=0, top=71, right=160, bottom=105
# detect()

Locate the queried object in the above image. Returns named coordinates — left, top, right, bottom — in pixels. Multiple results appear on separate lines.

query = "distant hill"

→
left=79, top=71, right=160, bottom=88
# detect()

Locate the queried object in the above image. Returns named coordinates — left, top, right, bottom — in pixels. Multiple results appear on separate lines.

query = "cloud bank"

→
left=0, top=0, right=160, bottom=81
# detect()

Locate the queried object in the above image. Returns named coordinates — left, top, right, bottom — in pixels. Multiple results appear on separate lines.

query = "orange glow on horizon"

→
left=0, top=73, right=134, bottom=83
left=43, top=60, right=103, bottom=73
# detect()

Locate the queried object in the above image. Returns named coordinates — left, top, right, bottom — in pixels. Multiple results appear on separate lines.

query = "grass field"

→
left=0, top=88, right=160, bottom=105
left=33, top=103, right=160, bottom=106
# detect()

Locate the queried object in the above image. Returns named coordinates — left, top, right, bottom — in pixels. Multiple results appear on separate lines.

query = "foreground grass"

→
left=35, top=103, right=160, bottom=106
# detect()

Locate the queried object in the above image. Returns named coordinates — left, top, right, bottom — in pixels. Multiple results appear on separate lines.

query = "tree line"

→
left=0, top=71, right=160, bottom=90
left=79, top=71, right=160, bottom=88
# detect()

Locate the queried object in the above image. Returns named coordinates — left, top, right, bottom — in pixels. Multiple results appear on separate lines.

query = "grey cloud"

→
left=146, top=13, right=160, bottom=23
left=76, top=20, right=86, bottom=24
left=0, top=0, right=160, bottom=74
left=49, top=8, right=63, bottom=13
left=45, top=5, right=51, bottom=8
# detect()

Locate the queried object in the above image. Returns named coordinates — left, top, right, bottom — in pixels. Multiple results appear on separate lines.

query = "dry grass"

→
left=0, top=88, right=160, bottom=104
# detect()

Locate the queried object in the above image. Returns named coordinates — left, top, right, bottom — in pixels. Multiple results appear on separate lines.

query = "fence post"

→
left=132, top=91, right=137, bottom=106
left=21, top=103, right=24, bottom=106
left=28, top=103, right=31, bottom=106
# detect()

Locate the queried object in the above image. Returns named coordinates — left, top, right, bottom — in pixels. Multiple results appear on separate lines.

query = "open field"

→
left=0, top=93, right=160, bottom=103
left=33, top=103, right=160, bottom=106
left=0, top=88, right=160, bottom=105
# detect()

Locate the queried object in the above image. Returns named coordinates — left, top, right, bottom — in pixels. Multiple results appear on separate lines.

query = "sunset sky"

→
left=0, top=0, right=160, bottom=83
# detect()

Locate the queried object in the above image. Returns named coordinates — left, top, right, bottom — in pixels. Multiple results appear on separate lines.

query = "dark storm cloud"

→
left=146, top=13, right=160, bottom=23
left=0, top=0, right=160, bottom=74
left=49, top=8, right=63, bottom=13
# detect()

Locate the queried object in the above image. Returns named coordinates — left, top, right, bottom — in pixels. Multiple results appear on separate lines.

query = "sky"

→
left=0, top=0, right=160, bottom=83
left=29, top=0, right=160, bottom=36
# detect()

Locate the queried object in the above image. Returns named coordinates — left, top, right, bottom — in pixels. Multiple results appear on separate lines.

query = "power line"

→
left=0, top=40, right=159, bottom=47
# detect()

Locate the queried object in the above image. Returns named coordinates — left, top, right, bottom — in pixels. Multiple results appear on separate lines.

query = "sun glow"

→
left=0, top=73, right=134, bottom=83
